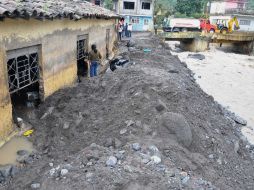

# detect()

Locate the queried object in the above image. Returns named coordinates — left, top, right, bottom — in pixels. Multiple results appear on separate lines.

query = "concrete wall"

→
left=0, top=18, right=117, bottom=142
left=238, top=15, right=254, bottom=32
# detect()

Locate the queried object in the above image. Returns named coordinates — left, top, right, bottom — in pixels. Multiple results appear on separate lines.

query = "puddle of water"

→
left=0, top=137, right=33, bottom=166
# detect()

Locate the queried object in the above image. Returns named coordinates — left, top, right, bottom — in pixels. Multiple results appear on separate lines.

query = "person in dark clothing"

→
left=125, top=23, right=128, bottom=37
left=89, top=44, right=102, bottom=77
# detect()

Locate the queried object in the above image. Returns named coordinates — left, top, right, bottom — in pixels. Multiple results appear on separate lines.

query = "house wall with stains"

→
left=0, top=18, right=117, bottom=143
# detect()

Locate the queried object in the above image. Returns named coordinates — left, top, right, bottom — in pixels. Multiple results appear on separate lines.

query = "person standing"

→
left=125, top=23, right=128, bottom=37
left=89, top=44, right=102, bottom=77
left=127, top=23, right=132, bottom=37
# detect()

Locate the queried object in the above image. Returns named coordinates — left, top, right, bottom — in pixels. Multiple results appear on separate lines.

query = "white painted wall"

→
left=238, top=16, right=254, bottom=31
left=210, top=2, right=226, bottom=14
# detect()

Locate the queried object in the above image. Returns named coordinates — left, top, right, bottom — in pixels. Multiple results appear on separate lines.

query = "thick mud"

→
left=1, top=33, right=254, bottom=190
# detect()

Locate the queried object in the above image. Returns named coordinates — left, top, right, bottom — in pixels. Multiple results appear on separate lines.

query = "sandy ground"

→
left=167, top=41, right=254, bottom=145
left=1, top=33, right=254, bottom=190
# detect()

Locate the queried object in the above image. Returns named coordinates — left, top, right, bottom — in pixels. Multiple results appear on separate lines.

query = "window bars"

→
left=7, top=53, right=39, bottom=94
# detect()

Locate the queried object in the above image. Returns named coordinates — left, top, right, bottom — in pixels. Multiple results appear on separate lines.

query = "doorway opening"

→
left=7, top=46, right=41, bottom=120
left=106, top=29, right=110, bottom=59
left=77, top=34, right=89, bottom=81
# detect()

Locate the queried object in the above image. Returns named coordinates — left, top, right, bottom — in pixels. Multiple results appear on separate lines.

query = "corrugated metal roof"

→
left=0, top=0, right=118, bottom=21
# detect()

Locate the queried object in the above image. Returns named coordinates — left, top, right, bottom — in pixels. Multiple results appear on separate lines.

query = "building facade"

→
left=209, top=1, right=254, bottom=32
left=209, top=0, right=248, bottom=15
left=0, top=0, right=118, bottom=144
left=113, top=0, right=154, bottom=31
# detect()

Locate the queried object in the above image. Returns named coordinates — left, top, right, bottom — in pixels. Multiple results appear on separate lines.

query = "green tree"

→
left=104, top=0, right=113, bottom=10
left=247, top=0, right=254, bottom=10
left=175, top=0, right=203, bottom=16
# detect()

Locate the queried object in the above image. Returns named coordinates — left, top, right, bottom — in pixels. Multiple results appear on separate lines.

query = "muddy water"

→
left=167, top=41, right=254, bottom=144
left=0, top=137, right=33, bottom=165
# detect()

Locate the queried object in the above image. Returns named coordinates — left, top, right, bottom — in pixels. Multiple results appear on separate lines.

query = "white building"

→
left=209, top=0, right=248, bottom=15
left=113, top=0, right=154, bottom=31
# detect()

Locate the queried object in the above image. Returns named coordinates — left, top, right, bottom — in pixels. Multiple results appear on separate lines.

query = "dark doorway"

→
left=7, top=46, right=41, bottom=121
left=77, top=34, right=89, bottom=81
left=106, top=29, right=110, bottom=59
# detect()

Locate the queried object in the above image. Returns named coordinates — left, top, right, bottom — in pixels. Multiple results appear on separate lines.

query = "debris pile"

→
left=1, top=33, right=254, bottom=190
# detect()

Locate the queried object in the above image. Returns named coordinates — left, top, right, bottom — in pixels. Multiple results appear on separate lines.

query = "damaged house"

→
left=0, top=0, right=118, bottom=143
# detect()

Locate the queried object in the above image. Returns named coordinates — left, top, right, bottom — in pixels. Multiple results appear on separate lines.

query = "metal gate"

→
left=7, top=46, right=40, bottom=94
left=77, top=34, right=88, bottom=61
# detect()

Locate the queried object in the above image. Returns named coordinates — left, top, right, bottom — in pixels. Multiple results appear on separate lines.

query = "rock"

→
left=86, top=162, right=93, bottom=166
left=60, top=169, right=68, bottom=176
left=222, top=108, right=247, bottom=126
left=40, top=107, right=54, bottom=119
left=150, top=155, right=161, bottom=164
left=105, top=138, right=115, bottom=148
left=168, top=70, right=179, bottom=74
left=135, top=121, right=142, bottom=127
left=120, top=128, right=127, bottom=135
left=90, top=143, right=98, bottom=150
left=142, top=158, right=150, bottom=164
left=148, top=145, right=159, bottom=155
left=187, top=53, right=205, bottom=60
left=16, top=151, right=31, bottom=164
left=106, top=156, right=118, bottom=167
left=166, top=169, right=175, bottom=177
left=114, top=138, right=122, bottom=148
left=127, top=40, right=135, bottom=47
left=156, top=164, right=166, bottom=172
left=132, top=143, right=141, bottom=151
left=31, top=183, right=41, bottom=189
left=161, top=112, right=193, bottom=148
left=10, top=166, right=19, bottom=177
left=182, top=176, right=190, bottom=184
left=233, top=115, right=247, bottom=126
left=63, top=122, right=70, bottom=129
left=180, top=171, right=188, bottom=178
left=17, top=150, right=29, bottom=156
left=123, top=165, right=134, bottom=173
left=115, top=151, right=125, bottom=160
left=49, top=163, right=54, bottom=167
left=234, top=141, right=240, bottom=154
left=0, top=165, right=12, bottom=178
left=126, top=120, right=135, bottom=127
left=155, top=99, right=167, bottom=112
left=208, top=154, right=214, bottom=159
left=86, top=172, right=94, bottom=182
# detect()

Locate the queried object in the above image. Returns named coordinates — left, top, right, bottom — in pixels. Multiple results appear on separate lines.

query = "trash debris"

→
left=187, top=53, right=205, bottom=60
left=143, top=48, right=151, bottom=53
left=23, top=129, right=34, bottom=137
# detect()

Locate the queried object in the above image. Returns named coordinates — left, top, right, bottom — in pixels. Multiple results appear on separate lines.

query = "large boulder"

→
left=160, top=112, right=193, bottom=148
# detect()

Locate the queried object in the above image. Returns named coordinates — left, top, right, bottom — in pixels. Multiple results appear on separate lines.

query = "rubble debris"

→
left=132, top=143, right=141, bottom=151
left=3, top=33, right=254, bottom=190
left=106, top=156, right=117, bottom=167
left=40, top=107, right=54, bottom=119
left=60, top=169, right=68, bottom=176
left=31, top=183, right=41, bottom=189
left=187, top=53, right=205, bottom=60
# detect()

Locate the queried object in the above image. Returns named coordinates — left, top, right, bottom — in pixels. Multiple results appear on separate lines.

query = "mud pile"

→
left=1, top=33, right=254, bottom=190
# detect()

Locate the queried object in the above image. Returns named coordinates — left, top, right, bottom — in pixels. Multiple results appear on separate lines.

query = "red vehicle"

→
left=200, top=19, right=217, bottom=33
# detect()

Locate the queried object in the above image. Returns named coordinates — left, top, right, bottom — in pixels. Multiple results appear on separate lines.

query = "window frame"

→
left=123, top=1, right=135, bottom=10
left=141, top=2, right=151, bottom=10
